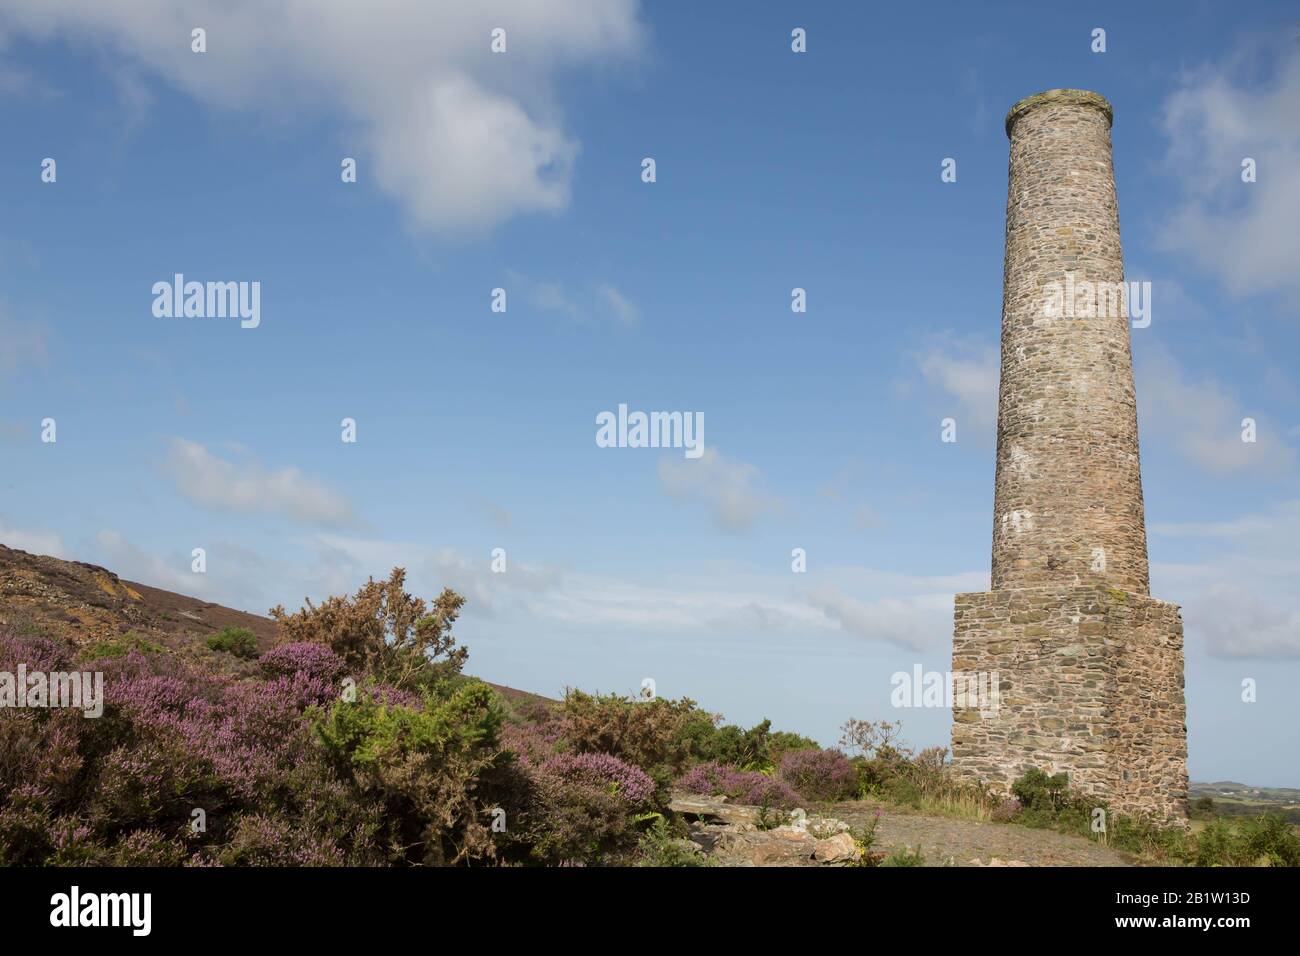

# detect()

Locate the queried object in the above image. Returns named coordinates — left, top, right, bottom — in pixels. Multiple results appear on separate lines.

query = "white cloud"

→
left=916, top=338, right=999, bottom=428
left=425, top=546, right=562, bottom=615
left=594, top=283, right=639, bottom=327
left=0, top=520, right=65, bottom=558
left=807, top=585, right=955, bottom=652
left=0, top=63, right=61, bottom=101
left=1193, top=583, right=1300, bottom=659
left=299, top=533, right=971, bottom=648
left=510, top=272, right=640, bottom=328
left=1152, top=499, right=1300, bottom=659
left=1138, top=349, right=1294, bottom=475
left=0, top=0, right=645, bottom=235
left=658, top=447, right=778, bottom=533
left=1158, top=41, right=1300, bottom=302
left=162, top=438, right=356, bottom=527
left=307, top=534, right=562, bottom=618
left=93, top=529, right=211, bottom=596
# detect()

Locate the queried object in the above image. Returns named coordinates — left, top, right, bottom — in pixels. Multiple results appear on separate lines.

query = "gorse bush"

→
left=206, top=626, right=259, bottom=659
left=559, top=689, right=697, bottom=790
left=312, top=681, right=504, bottom=865
left=270, top=568, right=467, bottom=692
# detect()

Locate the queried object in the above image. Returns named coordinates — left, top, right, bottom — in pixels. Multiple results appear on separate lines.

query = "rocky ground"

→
left=0, top=543, right=277, bottom=650
left=670, top=794, right=1132, bottom=867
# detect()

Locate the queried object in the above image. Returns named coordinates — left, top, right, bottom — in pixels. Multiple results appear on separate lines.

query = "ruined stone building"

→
left=949, top=90, right=1188, bottom=823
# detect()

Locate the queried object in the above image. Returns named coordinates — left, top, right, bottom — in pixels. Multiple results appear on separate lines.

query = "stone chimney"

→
left=949, top=90, right=1188, bottom=825
left=993, top=90, right=1148, bottom=595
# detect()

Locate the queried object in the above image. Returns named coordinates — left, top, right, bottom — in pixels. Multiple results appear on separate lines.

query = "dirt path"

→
left=832, top=801, right=1133, bottom=867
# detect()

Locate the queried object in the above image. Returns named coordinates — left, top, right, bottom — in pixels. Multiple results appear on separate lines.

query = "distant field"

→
left=1189, top=781, right=1300, bottom=825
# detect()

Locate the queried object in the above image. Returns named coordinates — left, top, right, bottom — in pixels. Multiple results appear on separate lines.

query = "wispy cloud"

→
left=1158, top=39, right=1300, bottom=303
left=914, top=337, right=999, bottom=429
left=1152, top=499, right=1300, bottom=659
left=658, top=447, right=778, bottom=533
left=0, top=520, right=65, bottom=558
left=161, top=438, right=356, bottom=527
left=1138, top=349, right=1295, bottom=476
left=510, top=271, right=641, bottom=328
left=807, top=585, right=955, bottom=652
left=93, top=529, right=211, bottom=596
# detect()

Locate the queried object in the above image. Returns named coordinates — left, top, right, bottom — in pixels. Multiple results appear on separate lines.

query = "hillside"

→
left=0, top=542, right=546, bottom=705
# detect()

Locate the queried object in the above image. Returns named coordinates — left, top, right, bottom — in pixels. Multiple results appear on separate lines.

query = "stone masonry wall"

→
left=1109, top=594, right=1188, bottom=821
left=951, top=585, right=1187, bottom=823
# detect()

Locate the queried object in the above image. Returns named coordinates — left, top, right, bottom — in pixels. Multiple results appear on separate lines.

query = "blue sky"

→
left=2, top=1, right=1298, bottom=785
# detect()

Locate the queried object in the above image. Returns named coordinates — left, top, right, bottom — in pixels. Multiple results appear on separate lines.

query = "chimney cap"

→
left=1005, top=89, right=1113, bottom=138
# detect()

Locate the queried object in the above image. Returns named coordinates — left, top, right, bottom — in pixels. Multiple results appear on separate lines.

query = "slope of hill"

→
left=0, top=542, right=547, bottom=704
left=0, top=543, right=277, bottom=649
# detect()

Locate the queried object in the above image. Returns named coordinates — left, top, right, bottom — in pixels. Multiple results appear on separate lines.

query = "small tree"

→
left=838, top=718, right=903, bottom=758
left=269, top=568, right=467, bottom=690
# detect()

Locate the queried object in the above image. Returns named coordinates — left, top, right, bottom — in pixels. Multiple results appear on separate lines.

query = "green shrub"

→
left=678, top=715, right=819, bottom=773
left=755, top=794, right=788, bottom=831
left=1011, top=767, right=1070, bottom=813
left=636, top=817, right=711, bottom=867
left=1236, top=812, right=1300, bottom=866
left=78, top=632, right=165, bottom=661
left=1194, top=818, right=1235, bottom=866
left=312, top=680, right=504, bottom=865
left=206, top=627, right=259, bottom=659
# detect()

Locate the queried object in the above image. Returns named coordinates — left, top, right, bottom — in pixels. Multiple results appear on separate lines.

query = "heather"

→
left=778, top=748, right=858, bottom=802
left=676, top=761, right=802, bottom=810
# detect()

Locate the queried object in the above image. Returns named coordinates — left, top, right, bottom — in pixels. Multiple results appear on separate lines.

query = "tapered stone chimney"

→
left=950, top=90, right=1188, bottom=824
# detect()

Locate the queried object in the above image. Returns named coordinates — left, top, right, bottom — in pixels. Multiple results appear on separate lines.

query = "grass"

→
left=77, top=632, right=166, bottom=661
